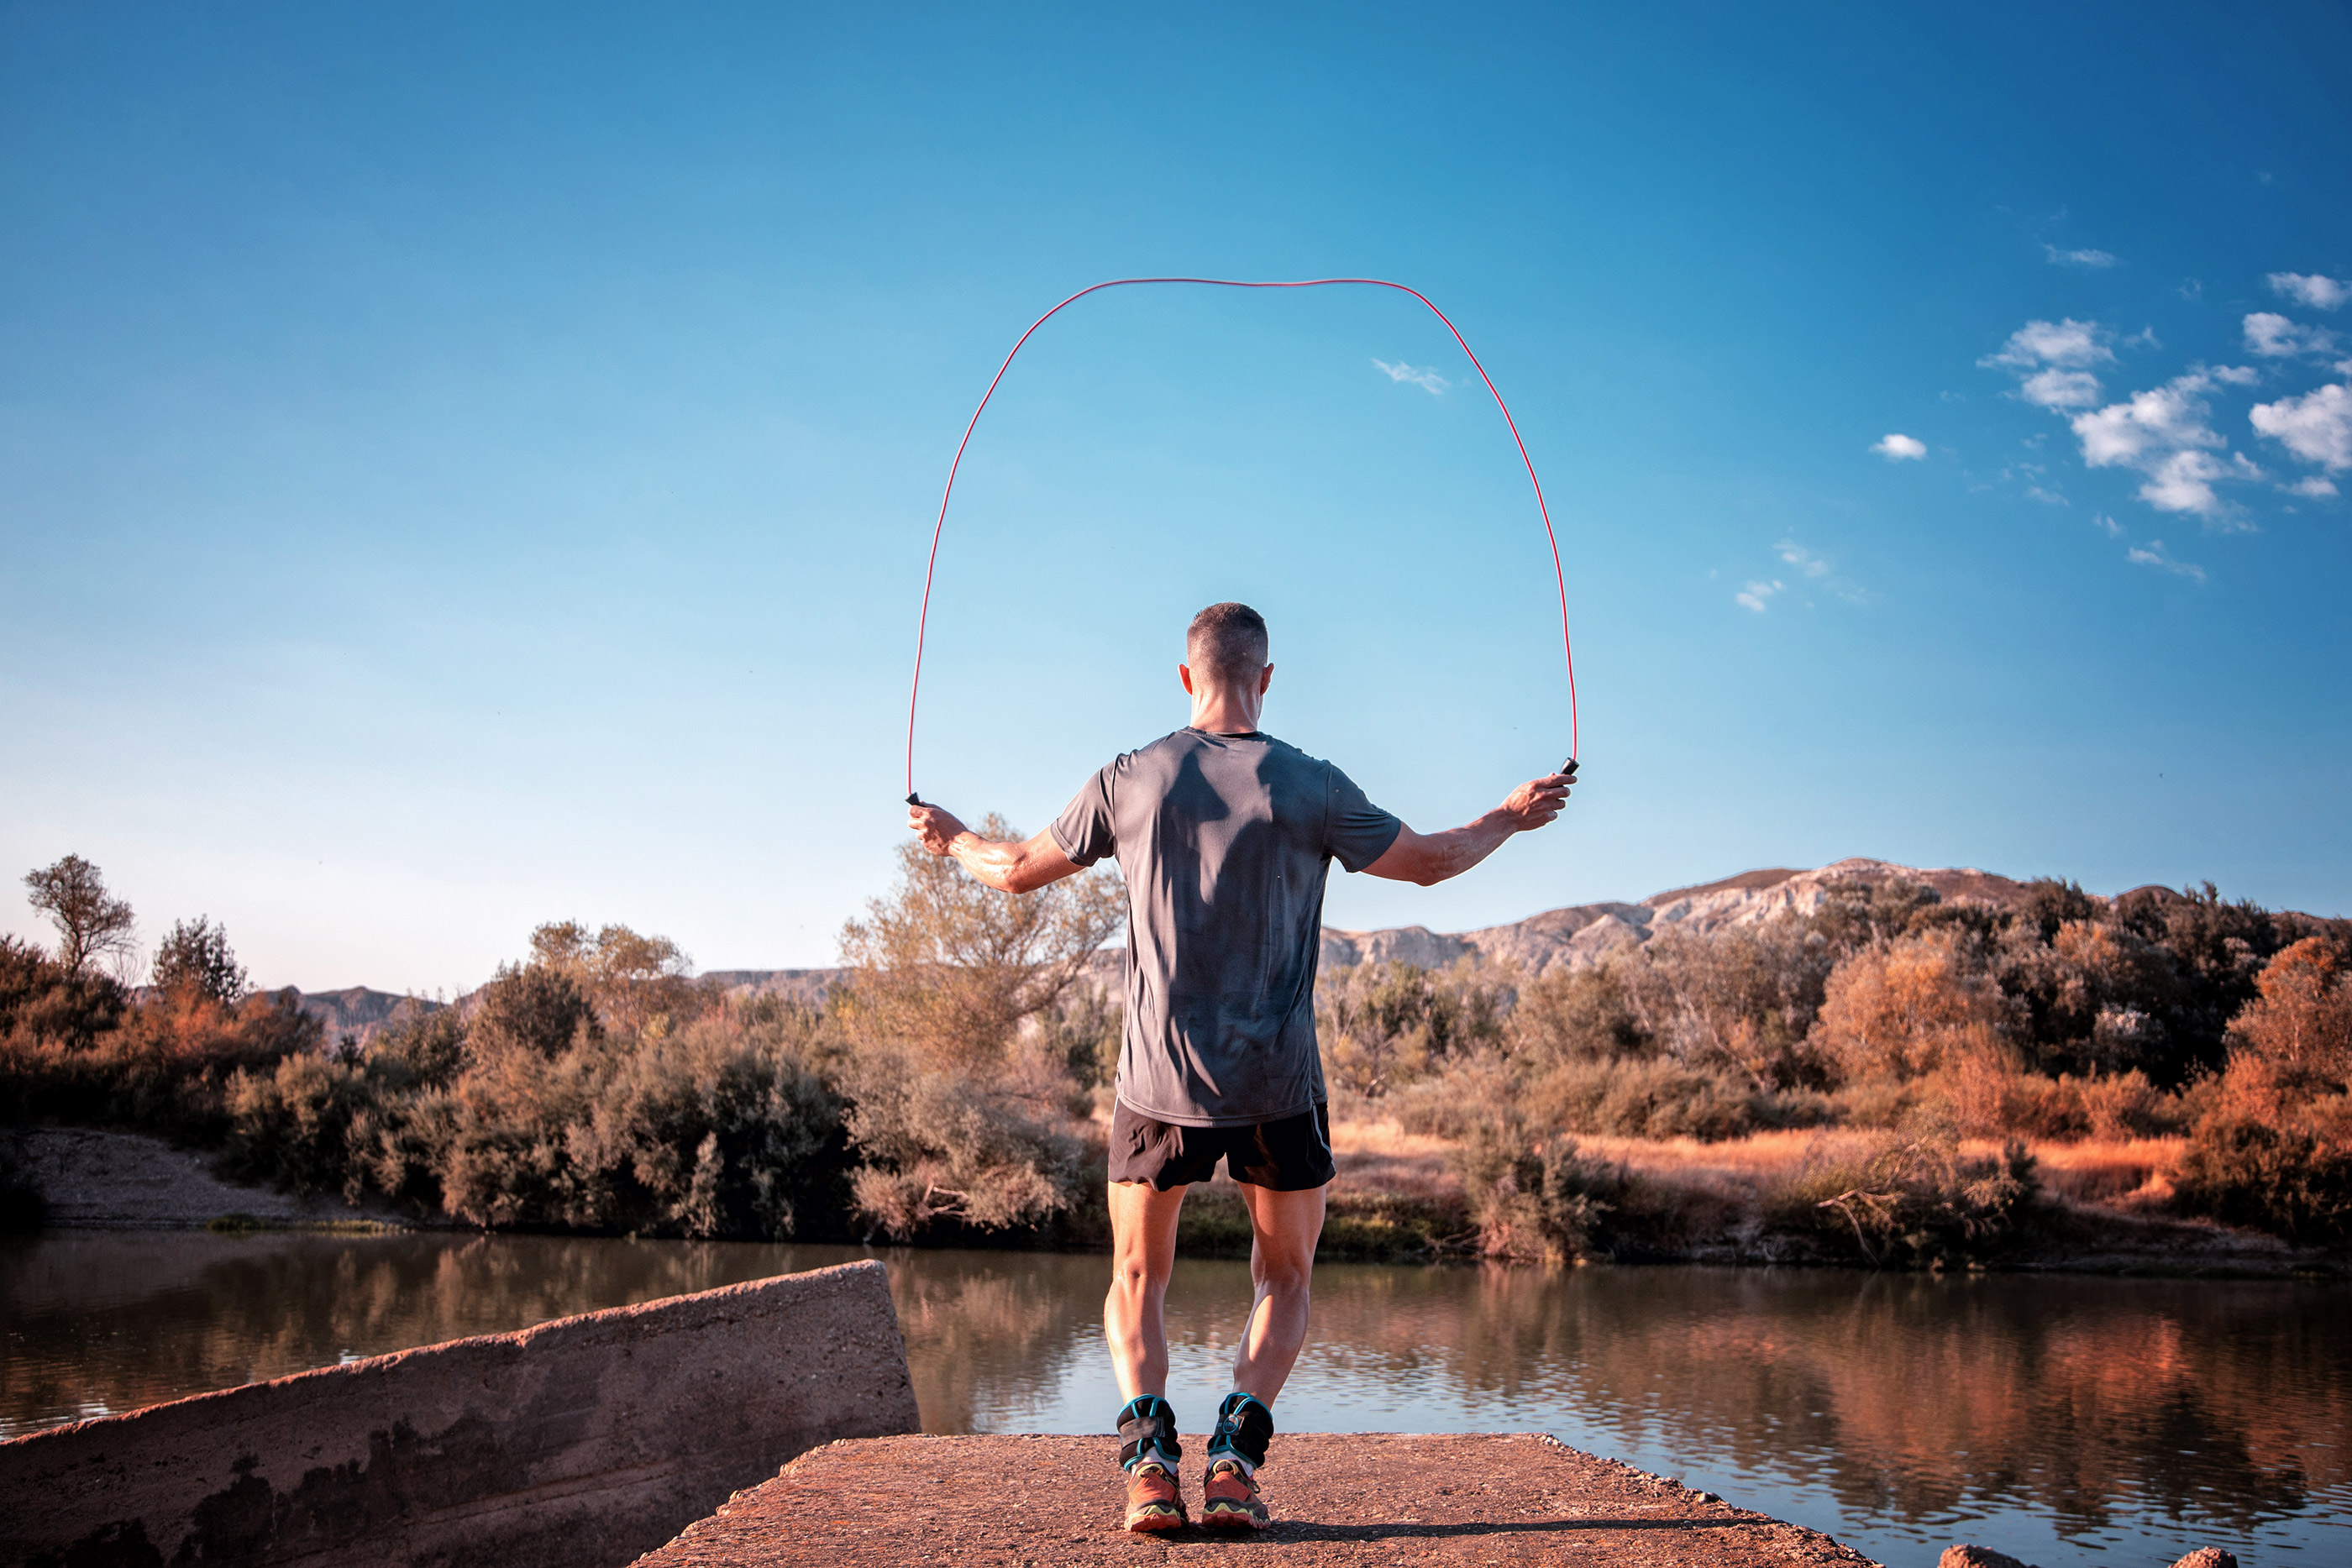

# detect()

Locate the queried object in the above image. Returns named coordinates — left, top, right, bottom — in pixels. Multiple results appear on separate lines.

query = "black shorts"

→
left=1109, top=1100, right=1334, bottom=1192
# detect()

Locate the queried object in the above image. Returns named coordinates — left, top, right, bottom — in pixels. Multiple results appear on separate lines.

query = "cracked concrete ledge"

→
left=0, top=1259, right=919, bottom=1568
left=632, top=1432, right=1884, bottom=1567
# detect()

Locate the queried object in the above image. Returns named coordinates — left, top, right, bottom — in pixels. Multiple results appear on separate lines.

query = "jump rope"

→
left=903, top=276, right=1578, bottom=808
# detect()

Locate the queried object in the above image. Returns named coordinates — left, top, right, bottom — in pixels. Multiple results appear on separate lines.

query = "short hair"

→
left=1186, top=602, right=1269, bottom=685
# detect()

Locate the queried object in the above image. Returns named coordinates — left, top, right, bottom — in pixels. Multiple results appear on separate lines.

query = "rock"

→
left=2167, top=1551, right=2238, bottom=1568
left=635, top=1434, right=1883, bottom=1566
left=1938, top=1548, right=2037, bottom=1568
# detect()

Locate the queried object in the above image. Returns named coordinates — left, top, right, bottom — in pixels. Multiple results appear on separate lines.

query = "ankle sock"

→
left=1116, top=1395, right=1181, bottom=1472
left=1205, top=1391, right=1273, bottom=1476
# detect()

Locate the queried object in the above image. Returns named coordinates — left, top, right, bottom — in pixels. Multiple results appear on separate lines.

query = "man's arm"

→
left=907, top=803, right=1086, bottom=894
left=1361, top=772, right=1572, bottom=887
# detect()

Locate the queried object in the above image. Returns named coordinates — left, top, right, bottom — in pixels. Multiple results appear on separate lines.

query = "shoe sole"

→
left=1124, top=1509, right=1188, bottom=1534
left=1199, top=1508, right=1270, bottom=1532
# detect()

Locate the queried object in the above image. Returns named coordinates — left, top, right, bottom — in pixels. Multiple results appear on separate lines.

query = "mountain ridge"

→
left=277, top=857, right=2238, bottom=1030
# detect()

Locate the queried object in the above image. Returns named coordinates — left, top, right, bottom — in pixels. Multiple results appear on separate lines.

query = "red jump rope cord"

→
left=906, top=276, right=1577, bottom=800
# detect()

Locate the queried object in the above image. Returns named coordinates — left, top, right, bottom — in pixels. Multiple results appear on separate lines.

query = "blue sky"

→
left=3, top=3, right=2348, bottom=992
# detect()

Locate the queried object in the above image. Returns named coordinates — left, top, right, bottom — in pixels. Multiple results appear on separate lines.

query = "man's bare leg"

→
left=1105, top=1179, right=1189, bottom=1398
left=1230, top=1182, right=1327, bottom=1403
left=1198, top=1180, right=1326, bottom=1533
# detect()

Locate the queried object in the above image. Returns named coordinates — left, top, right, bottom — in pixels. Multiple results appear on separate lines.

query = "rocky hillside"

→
left=291, top=860, right=2103, bottom=1015
left=283, top=986, right=444, bottom=1046
left=1318, top=857, right=2042, bottom=977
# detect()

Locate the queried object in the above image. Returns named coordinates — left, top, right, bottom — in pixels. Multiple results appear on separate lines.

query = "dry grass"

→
left=1328, top=1118, right=1463, bottom=1202
left=1992, top=1135, right=2185, bottom=1206
left=1328, top=1117, right=2191, bottom=1213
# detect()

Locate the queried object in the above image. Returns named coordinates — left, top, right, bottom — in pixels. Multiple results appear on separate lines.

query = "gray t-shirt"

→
left=1050, top=728, right=1403, bottom=1127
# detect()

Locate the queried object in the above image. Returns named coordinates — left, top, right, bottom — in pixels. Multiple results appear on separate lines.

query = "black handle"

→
left=1561, top=758, right=1579, bottom=782
left=906, top=793, right=922, bottom=806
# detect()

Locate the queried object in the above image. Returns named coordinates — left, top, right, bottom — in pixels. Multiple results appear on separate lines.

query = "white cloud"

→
left=1372, top=359, right=1449, bottom=395
left=1735, top=579, right=1783, bottom=612
left=2045, top=244, right=2119, bottom=269
left=2092, top=513, right=2123, bottom=537
left=2250, top=382, right=2352, bottom=471
left=2137, top=450, right=2233, bottom=517
left=1983, top=318, right=2113, bottom=371
left=2071, top=375, right=2222, bottom=469
left=1983, top=319, right=2116, bottom=407
left=1776, top=541, right=1831, bottom=577
left=2269, top=272, right=2349, bottom=311
left=1871, top=433, right=1927, bottom=460
left=2208, top=364, right=2261, bottom=386
left=2069, top=374, right=2250, bottom=519
left=2026, top=485, right=2068, bottom=506
left=2127, top=540, right=2206, bottom=582
left=2020, top=369, right=2104, bottom=408
left=2284, top=475, right=2339, bottom=498
left=2244, top=312, right=2341, bottom=359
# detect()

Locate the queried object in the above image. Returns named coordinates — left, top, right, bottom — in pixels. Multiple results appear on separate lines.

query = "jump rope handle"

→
left=1561, top=759, right=1579, bottom=782
left=906, top=793, right=923, bottom=806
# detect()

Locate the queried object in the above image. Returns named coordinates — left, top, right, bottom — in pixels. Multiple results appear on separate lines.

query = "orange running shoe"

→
left=1200, top=1458, right=1270, bottom=1531
left=1123, top=1461, right=1188, bottom=1533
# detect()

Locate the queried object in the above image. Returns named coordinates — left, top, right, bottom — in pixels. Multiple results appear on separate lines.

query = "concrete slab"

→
left=633, top=1433, right=1882, bottom=1566
left=0, top=1259, right=919, bottom=1568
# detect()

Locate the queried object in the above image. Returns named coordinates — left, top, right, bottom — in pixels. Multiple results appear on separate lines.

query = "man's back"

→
left=1051, top=727, right=1400, bottom=1127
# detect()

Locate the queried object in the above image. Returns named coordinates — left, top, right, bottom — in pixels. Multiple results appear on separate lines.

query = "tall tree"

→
left=151, top=916, right=249, bottom=1004
left=23, top=855, right=137, bottom=978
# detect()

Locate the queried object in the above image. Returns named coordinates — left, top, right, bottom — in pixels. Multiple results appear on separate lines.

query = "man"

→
left=906, top=601, right=1571, bottom=1534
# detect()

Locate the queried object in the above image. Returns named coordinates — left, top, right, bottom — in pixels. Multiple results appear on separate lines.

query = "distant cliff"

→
left=1317, top=857, right=2045, bottom=977
left=294, top=858, right=2180, bottom=1014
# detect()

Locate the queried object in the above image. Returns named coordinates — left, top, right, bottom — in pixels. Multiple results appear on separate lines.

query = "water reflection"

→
left=3, top=1232, right=2344, bottom=1568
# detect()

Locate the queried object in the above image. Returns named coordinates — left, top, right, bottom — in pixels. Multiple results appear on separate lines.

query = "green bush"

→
left=223, top=1054, right=375, bottom=1197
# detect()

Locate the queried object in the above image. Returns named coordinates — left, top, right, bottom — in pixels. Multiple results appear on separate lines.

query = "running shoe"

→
left=1200, top=1458, right=1271, bottom=1531
left=1123, top=1461, right=1188, bottom=1534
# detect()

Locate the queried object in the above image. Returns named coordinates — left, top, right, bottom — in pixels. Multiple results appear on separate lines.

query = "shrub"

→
left=837, top=817, right=1124, bottom=1071
left=151, top=917, right=249, bottom=1005
left=2229, top=937, right=2352, bottom=1087
left=422, top=1002, right=844, bottom=1237
left=368, top=1007, right=468, bottom=1089
left=0, top=935, right=126, bottom=1052
left=1530, top=1056, right=1760, bottom=1141
left=469, top=964, right=599, bottom=1059
left=2173, top=1117, right=2352, bottom=1244
left=1767, top=1124, right=2037, bottom=1267
left=837, top=1040, right=1084, bottom=1240
left=1, top=985, right=318, bottom=1136
left=1318, top=960, right=1509, bottom=1099
left=223, top=1053, right=375, bottom=1196
left=1507, top=962, right=1651, bottom=1064
left=1451, top=1124, right=1631, bottom=1262
left=1813, top=931, right=2011, bottom=1084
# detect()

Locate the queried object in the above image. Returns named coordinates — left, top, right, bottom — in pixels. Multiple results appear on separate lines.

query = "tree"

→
left=832, top=815, right=1124, bottom=1237
left=1811, top=931, right=2011, bottom=1083
left=2230, top=937, right=2352, bottom=1084
left=528, top=920, right=704, bottom=1036
left=837, top=816, right=1125, bottom=1068
left=23, top=855, right=137, bottom=978
left=151, top=916, right=249, bottom=1004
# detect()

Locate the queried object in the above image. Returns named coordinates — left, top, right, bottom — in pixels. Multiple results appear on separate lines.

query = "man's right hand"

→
left=909, top=801, right=971, bottom=856
left=1499, top=772, right=1574, bottom=832
left=1363, top=770, right=1576, bottom=887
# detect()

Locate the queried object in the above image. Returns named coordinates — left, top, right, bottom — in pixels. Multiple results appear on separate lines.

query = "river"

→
left=2, top=1230, right=2344, bottom=1567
